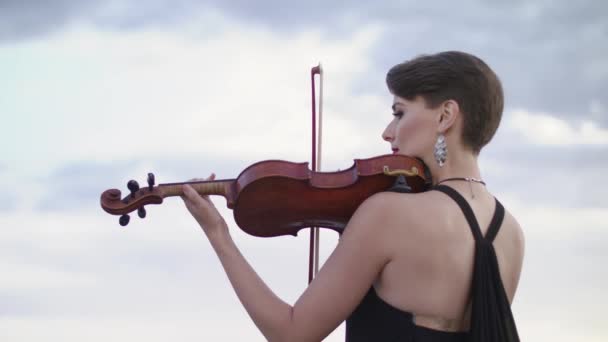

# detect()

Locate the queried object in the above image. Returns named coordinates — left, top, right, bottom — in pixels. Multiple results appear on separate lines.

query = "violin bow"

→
left=309, top=63, right=323, bottom=283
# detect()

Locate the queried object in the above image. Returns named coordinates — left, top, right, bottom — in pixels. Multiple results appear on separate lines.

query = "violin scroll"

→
left=100, top=172, right=164, bottom=226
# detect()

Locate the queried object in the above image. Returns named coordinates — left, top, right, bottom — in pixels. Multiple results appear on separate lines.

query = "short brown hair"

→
left=386, top=51, right=503, bottom=154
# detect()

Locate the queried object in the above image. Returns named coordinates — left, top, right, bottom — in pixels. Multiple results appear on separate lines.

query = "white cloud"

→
left=506, top=109, right=608, bottom=146
left=498, top=194, right=608, bottom=238
left=0, top=202, right=346, bottom=341
left=488, top=195, right=608, bottom=341
left=0, top=15, right=386, bottom=169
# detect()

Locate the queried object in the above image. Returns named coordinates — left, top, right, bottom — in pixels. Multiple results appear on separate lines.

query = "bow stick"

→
left=309, top=63, right=323, bottom=283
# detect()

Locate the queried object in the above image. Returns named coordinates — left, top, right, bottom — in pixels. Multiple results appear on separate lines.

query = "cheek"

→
left=396, top=119, right=421, bottom=142
left=395, top=119, right=434, bottom=153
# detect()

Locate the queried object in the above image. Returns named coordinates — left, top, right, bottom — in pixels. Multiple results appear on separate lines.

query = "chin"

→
left=398, top=148, right=416, bottom=157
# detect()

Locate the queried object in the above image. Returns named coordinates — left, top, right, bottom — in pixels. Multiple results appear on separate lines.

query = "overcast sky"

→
left=1, top=1, right=607, bottom=341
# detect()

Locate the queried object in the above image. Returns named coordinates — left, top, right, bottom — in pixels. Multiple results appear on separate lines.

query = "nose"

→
left=382, top=123, right=393, bottom=142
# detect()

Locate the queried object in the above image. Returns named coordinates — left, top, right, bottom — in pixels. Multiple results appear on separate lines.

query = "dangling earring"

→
left=434, top=134, right=447, bottom=167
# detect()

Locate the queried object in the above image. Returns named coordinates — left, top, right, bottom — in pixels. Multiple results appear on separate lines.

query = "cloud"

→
left=33, top=157, right=246, bottom=213
left=465, top=107, right=607, bottom=209
left=0, top=0, right=359, bottom=43
left=514, top=219, right=608, bottom=342
left=3, top=1, right=606, bottom=127
left=0, top=163, right=19, bottom=211
left=0, top=190, right=17, bottom=212
left=507, top=109, right=608, bottom=146
left=0, top=17, right=388, bottom=214
left=0, top=201, right=345, bottom=339
left=0, top=19, right=384, bottom=169
left=363, top=2, right=608, bottom=127
left=0, top=0, right=93, bottom=42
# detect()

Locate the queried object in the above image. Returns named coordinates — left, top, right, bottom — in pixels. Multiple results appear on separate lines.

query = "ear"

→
left=437, top=99, right=460, bottom=133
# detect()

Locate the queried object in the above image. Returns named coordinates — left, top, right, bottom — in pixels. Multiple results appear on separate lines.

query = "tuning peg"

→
left=119, top=214, right=130, bottom=226
left=147, top=173, right=155, bottom=191
left=138, top=206, right=146, bottom=218
left=127, top=180, right=140, bottom=197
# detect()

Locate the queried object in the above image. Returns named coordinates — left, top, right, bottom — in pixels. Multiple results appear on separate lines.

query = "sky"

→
left=1, top=0, right=607, bottom=340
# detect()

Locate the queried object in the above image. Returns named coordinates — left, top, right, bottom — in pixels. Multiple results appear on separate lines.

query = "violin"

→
left=100, top=154, right=430, bottom=237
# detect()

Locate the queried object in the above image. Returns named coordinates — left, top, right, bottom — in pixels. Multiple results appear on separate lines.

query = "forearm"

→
left=183, top=185, right=389, bottom=342
left=207, top=226, right=294, bottom=341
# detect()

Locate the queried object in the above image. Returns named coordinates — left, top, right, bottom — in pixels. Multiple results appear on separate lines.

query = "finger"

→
left=187, top=173, right=216, bottom=182
left=182, top=174, right=217, bottom=206
left=182, top=184, right=202, bottom=204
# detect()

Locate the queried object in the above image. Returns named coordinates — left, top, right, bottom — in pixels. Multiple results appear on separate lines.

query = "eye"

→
left=392, top=111, right=404, bottom=118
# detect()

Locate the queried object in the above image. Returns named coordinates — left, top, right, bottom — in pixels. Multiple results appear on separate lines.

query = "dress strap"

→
left=485, top=199, right=505, bottom=243
left=432, top=185, right=519, bottom=341
left=433, top=185, right=504, bottom=243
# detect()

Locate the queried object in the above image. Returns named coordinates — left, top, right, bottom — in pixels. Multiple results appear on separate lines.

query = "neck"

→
left=427, top=148, right=482, bottom=186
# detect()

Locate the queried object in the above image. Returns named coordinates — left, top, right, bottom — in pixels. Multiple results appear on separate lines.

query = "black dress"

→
left=345, top=185, right=520, bottom=341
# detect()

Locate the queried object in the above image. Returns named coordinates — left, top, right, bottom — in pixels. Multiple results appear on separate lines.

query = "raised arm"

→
left=182, top=180, right=394, bottom=342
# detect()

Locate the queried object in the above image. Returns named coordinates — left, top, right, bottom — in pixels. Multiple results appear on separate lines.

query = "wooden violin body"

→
left=100, top=154, right=430, bottom=237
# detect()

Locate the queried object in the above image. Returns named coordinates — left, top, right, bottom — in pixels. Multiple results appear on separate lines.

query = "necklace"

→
left=436, top=177, right=486, bottom=198
left=436, top=177, right=486, bottom=185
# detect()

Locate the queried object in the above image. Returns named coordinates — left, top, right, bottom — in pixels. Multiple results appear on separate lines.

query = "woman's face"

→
left=382, top=95, right=439, bottom=159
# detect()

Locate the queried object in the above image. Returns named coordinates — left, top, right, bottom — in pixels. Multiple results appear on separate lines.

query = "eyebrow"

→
left=391, top=103, right=403, bottom=111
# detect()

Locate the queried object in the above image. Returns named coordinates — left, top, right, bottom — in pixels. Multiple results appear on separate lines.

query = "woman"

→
left=182, top=51, right=525, bottom=341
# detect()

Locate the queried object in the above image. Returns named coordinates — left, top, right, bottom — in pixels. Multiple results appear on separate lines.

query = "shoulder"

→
left=367, top=190, right=449, bottom=220
left=338, top=191, right=432, bottom=268
left=500, top=207, right=526, bottom=260
left=493, top=199, right=525, bottom=251
left=351, top=191, right=424, bottom=223
left=348, top=190, right=445, bottom=239
left=356, top=190, right=442, bottom=215
left=493, top=204, right=526, bottom=301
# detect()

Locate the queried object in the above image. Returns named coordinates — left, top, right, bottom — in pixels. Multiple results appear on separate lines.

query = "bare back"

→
left=373, top=184, right=525, bottom=332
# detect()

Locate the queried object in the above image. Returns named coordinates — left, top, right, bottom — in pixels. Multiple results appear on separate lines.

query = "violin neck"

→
left=159, top=179, right=235, bottom=199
